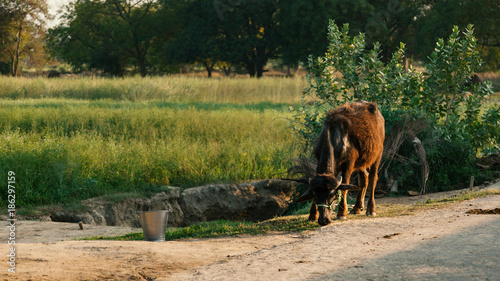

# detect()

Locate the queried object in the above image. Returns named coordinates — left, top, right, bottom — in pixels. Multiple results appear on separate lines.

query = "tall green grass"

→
left=0, top=98, right=301, bottom=208
left=0, top=76, right=307, bottom=103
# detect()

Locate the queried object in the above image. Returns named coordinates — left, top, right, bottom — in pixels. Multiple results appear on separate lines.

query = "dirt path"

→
left=2, top=184, right=499, bottom=281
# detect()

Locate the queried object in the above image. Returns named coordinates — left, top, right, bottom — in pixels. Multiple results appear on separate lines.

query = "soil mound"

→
left=466, top=208, right=500, bottom=215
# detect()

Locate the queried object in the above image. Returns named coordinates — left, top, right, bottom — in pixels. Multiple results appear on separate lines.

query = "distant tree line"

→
left=1, top=0, right=499, bottom=77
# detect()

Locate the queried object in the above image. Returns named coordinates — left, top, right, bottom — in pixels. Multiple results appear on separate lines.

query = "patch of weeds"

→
left=83, top=188, right=500, bottom=242
left=375, top=204, right=416, bottom=218
left=165, top=220, right=262, bottom=240
left=413, top=189, right=500, bottom=210
left=85, top=216, right=319, bottom=241
left=256, top=215, right=319, bottom=233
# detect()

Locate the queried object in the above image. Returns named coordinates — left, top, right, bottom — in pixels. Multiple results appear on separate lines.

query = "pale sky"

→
left=46, top=0, right=73, bottom=28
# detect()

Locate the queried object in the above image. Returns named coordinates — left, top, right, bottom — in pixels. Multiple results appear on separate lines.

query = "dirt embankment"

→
left=466, top=208, right=500, bottom=214
left=1, top=183, right=499, bottom=281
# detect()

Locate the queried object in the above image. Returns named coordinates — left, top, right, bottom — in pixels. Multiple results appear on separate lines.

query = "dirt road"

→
left=2, top=184, right=499, bottom=281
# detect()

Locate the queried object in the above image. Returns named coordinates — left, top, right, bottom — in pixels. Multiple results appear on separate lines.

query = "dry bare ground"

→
left=2, top=183, right=499, bottom=281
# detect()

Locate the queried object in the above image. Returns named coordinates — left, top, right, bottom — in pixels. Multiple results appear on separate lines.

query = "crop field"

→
left=0, top=76, right=308, bottom=208
left=0, top=76, right=306, bottom=102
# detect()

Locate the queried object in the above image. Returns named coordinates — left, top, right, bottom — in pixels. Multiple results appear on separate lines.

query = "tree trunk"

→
left=138, top=57, right=147, bottom=77
left=294, top=60, right=301, bottom=76
left=286, top=61, right=300, bottom=77
left=255, top=46, right=266, bottom=78
left=222, top=65, right=231, bottom=76
left=256, top=64, right=264, bottom=78
left=245, top=61, right=256, bottom=77
left=203, top=61, right=214, bottom=78
left=12, top=23, right=22, bottom=77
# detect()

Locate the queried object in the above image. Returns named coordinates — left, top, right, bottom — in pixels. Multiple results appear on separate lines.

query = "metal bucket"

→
left=138, top=210, right=171, bottom=242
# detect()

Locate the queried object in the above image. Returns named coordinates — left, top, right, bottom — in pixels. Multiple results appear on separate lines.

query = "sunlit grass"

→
left=0, top=98, right=301, bottom=208
left=0, top=76, right=307, bottom=103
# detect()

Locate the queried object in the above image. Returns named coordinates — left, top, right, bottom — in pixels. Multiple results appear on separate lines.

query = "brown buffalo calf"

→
left=297, top=101, right=385, bottom=225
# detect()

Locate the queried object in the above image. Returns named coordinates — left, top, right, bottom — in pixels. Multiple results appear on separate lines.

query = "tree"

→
left=276, top=0, right=422, bottom=71
left=163, top=0, right=225, bottom=77
left=0, top=2, right=14, bottom=74
left=219, top=0, right=281, bottom=78
left=416, top=0, right=500, bottom=70
left=276, top=0, right=336, bottom=72
left=362, top=0, right=425, bottom=63
left=47, top=0, right=160, bottom=77
left=165, top=0, right=282, bottom=78
left=110, top=0, right=159, bottom=77
left=0, top=0, right=49, bottom=76
left=0, top=2, right=14, bottom=39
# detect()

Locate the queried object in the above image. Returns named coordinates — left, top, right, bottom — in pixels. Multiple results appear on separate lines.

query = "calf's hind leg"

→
left=366, top=163, right=380, bottom=216
left=350, top=169, right=368, bottom=215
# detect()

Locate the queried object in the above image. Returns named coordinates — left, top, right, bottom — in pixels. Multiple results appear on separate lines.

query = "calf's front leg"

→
left=308, top=201, right=319, bottom=221
left=336, top=190, right=348, bottom=220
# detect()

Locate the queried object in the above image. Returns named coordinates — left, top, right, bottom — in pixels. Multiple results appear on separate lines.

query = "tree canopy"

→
left=46, top=0, right=159, bottom=77
left=0, top=0, right=49, bottom=76
left=1, top=0, right=498, bottom=76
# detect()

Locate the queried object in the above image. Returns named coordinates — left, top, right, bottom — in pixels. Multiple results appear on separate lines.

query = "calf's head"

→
left=296, top=174, right=358, bottom=226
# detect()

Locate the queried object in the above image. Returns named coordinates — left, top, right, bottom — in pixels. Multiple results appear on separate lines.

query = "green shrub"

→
left=292, top=20, right=500, bottom=193
left=381, top=109, right=480, bottom=193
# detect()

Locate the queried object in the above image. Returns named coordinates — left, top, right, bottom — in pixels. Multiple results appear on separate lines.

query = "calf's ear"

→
left=296, top=188, right=314, bottom=203
left=337, top=184, right=360, bottom=191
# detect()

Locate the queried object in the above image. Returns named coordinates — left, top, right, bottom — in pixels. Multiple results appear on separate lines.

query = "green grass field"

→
left=0, top=76, right=307, bottom=208
left=0, top=76, right=307, bottom=103
left=3, top=75, right=497, bottom=209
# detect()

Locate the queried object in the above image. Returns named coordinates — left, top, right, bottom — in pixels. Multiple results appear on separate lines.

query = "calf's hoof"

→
left=336, top=216, right=347, bottom=220
left=349, top=208, right=361, bottom=215
left=366, top=212, right=376, bottom=217
left=318, top=217, right=332, bottom=226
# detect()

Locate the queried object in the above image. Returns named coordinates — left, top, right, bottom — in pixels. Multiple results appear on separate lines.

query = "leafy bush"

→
left=292, top=20, right=500, bottom=193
